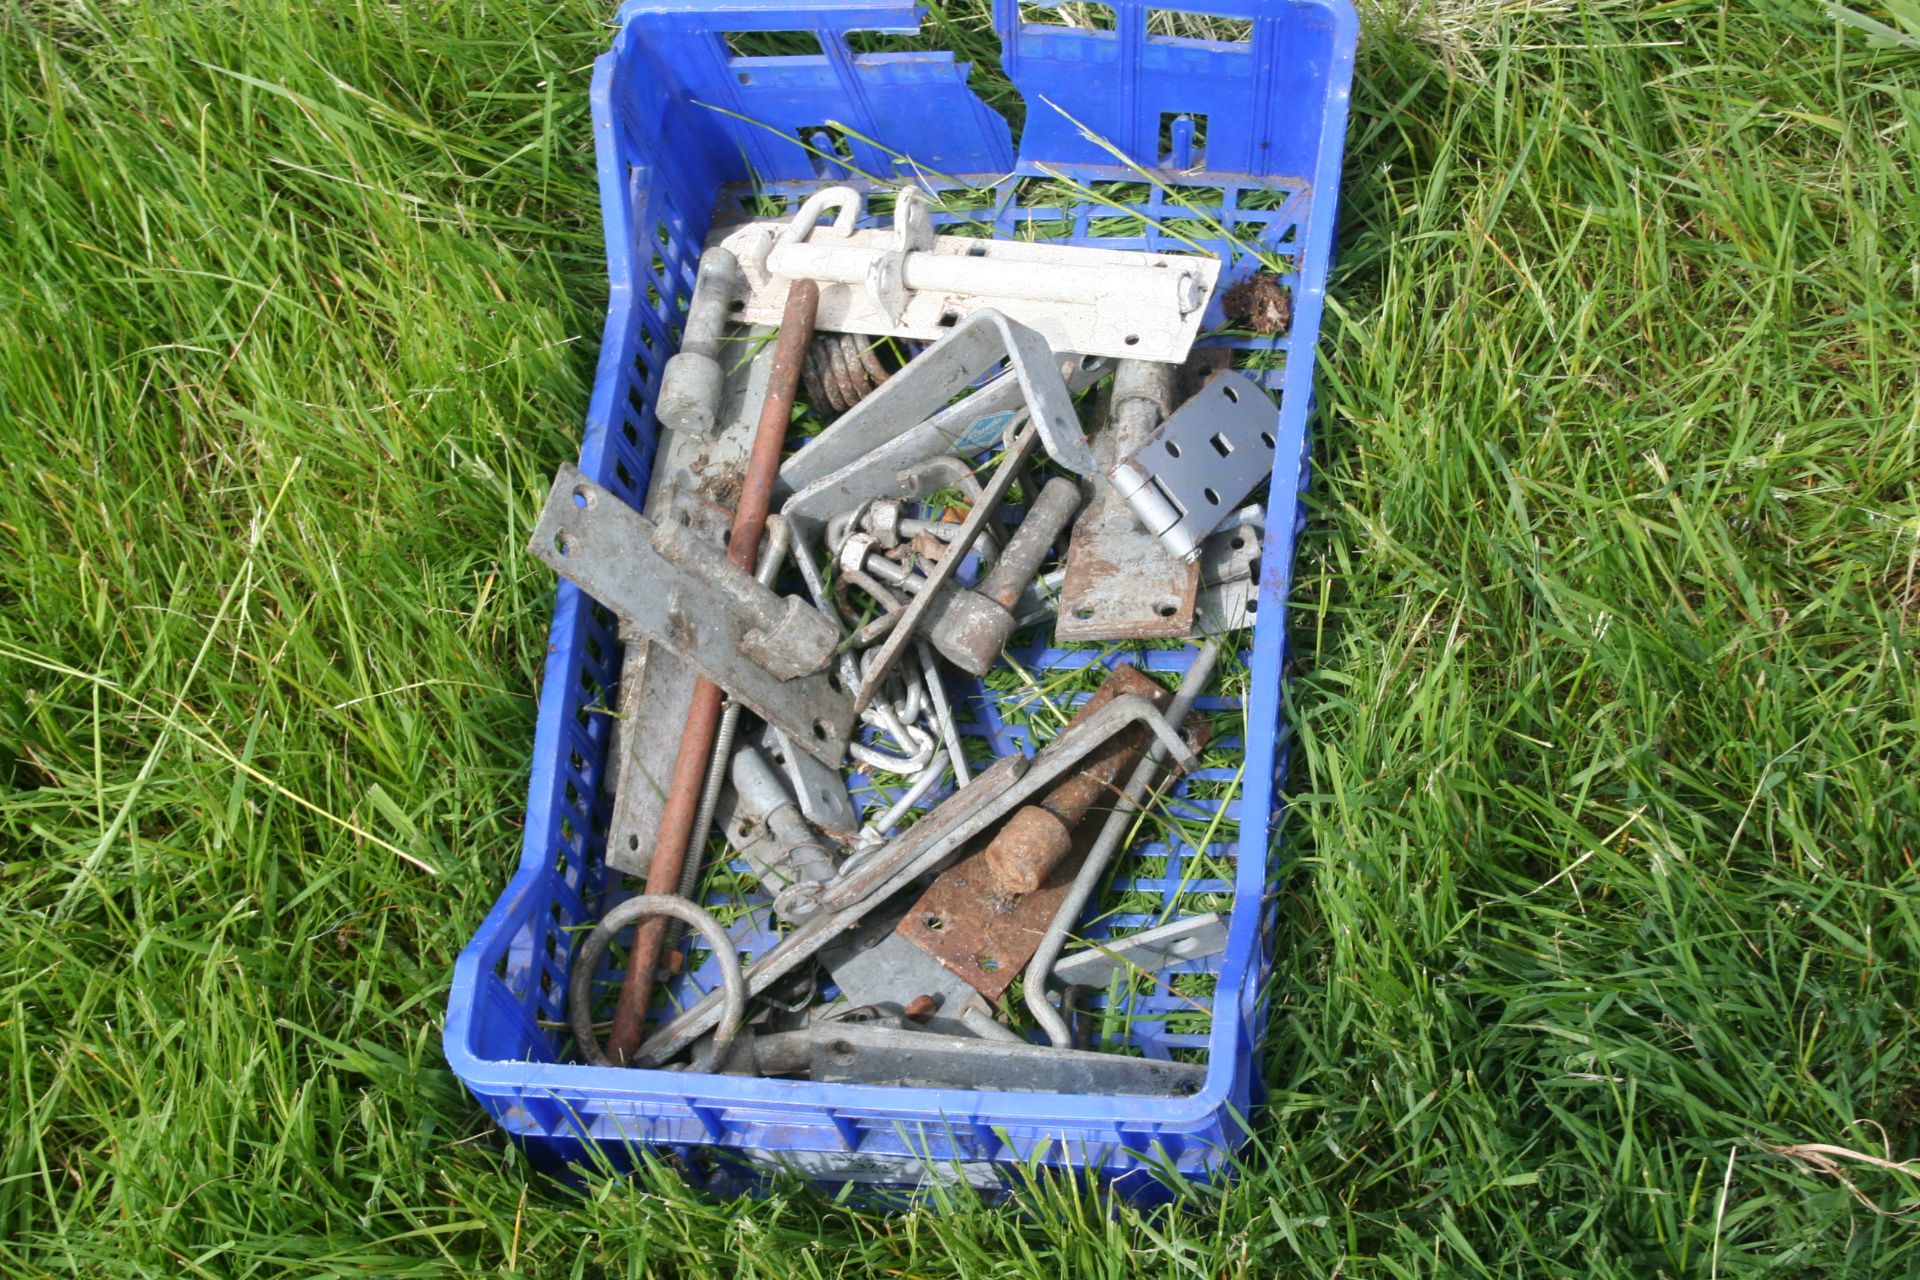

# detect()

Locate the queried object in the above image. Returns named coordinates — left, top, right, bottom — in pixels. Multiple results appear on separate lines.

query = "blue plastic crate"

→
left=444, top=0, right=1355, bottom=1200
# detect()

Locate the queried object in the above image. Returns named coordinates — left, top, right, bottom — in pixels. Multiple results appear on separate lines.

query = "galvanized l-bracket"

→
left=778, top=308, right=1093, bottom=487
left=531, top=464, right=856, bottom=766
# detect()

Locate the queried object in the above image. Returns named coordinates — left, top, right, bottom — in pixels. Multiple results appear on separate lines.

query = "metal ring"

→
left=567, top=894, right=747, bottom=1072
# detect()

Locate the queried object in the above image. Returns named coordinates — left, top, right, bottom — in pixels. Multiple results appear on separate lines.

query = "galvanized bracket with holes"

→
left=530, top=464, right=856, bottom=766
left=634, top=693, right=1198, bottom=1066
left=778, top=308, right=1092, bottom=488
left=716, top=186, right=1220, bottom=364
left=802, top=1022, right=1206, bottom=1096
left=1195, top=516, right=1264, bottom=635
left=1110, top=372, right=1279, bottom=560
left=1051, top=913, right=1230, bottom=987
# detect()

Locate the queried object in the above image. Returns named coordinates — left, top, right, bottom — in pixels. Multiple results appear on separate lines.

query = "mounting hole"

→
left=771, top=750, right=787, bottom=766
left=937, top=311, right=960, bottom=328
left=729, top=298, right=746, bottom=312
left=1246, top=597, right=1258, bottom=614
left=967, top=244, right=988, bottom=257
left=1221, top=384, right=1239, bottom=404
left=572, top=485, right=593, bottom=509
left=1073, top=605, right=1095, bottom=621
left=1164, top=440, right=1181, bottom=459
left=977, top=955, right=1001, bottom=972
left=628, top=834, right=640, bottom=851
left=1155, top=602, right=1178, bottom=618
left=1202, top=488, right=1221, bottom=506
left=1230, top=536, right=1245, bottom=550
left=1123, top=334, right=1139, bottom=347
left=924, top=915, right=946, bottom=932
left=1260, top=431, right=1275, bottom=450
left=827, top=1039, right=856, bottom=1066
left=812, top=718, right=832, bottom=741
left=553, top=532, right=572, bottom=557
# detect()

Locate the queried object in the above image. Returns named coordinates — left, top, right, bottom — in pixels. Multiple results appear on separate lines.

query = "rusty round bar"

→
left=602, top=280, right=822, bottom=1066
left=980, top=664, right=1171, bottom=896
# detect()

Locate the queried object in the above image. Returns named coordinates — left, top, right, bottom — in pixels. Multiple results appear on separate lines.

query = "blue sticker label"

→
left=949, top=409, right=1014, bottom=453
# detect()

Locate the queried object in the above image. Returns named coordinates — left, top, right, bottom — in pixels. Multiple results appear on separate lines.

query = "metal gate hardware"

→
left=1058, top=361, right=1203, bottom=640
left=633, top=751, right=1032, bottom=1066
left=834, top=474, right=1078, bottom=677
left=1195, top=517, right=1263, bottom=635
left=778, top=307, right=1091, bottom=491
left=611, top=328, right=778, bottom=875
left=897, top=666, right=1174, bottom=1000
left=668, top=516, right=793, bottom=937
left=723, top=745, right=841, bottom=910
left=757, top=723, right=859, bottom=841
left=1051, top=913, right=1229, bottom=987
left=603, top=487, right=732, bottom=875
left=655, top=247, right=740, bottom=434
left=802, top=1022, right=1205, bottom=1096
left=531, top=464, right=855, bottom=766
left=634, top=694, right=1195, bottom=1065
left=781, top=353, right=1110, bottom=531
left=1110, top=372, right=1279, bottom=560
left=955, top=998, right=1024, bottom=1044
left=848, top=423, right=1037, bottom=712
left=607, top=280, right=824, bottom=1066
left=921, top=475, right=1081, bottom=676
left=717, top=186, right=1221, bottom=364
left=648, top=325, right=777, bottom=505
left=1025, top=643, right=1221, bottom=1046
left=980, top=664, right=1173, bottom=896
left=566, top=893, right=747, bottom=1073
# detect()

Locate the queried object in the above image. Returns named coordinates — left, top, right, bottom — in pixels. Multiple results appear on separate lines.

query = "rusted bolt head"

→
left=983, top=806, right=1074, bottom=896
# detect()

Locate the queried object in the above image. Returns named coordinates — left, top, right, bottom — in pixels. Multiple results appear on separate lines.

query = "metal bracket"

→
left=758, top=723, right=858, bottom=841
left=1110, top=372, right=1279, bottom=560
left=782, top=350, right=1112, bottom=530
left=803, top=1022, right=1205, bottom=1096
left=719, top=186, right=1220, bottom=363
left=1195, top=517, right=1264, bottom=635
left=1057, top=361, right=1201, bottom=641
left=531, top=464, right=855, bottom=766
left=1052, top=913, right=1229, bottom=987
left=778, top=307, right=1092, bottom=487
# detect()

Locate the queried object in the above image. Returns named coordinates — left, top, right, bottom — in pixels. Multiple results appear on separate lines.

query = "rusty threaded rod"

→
left=603, top=280, right=821, bottom=1066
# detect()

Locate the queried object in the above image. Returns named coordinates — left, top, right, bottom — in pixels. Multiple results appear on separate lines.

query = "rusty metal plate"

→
left=897, top=664, right=1173, bottom=999
left=1056, top=372, right=1201, bottom=642
left=893, top=831, right=1084, bottom=1002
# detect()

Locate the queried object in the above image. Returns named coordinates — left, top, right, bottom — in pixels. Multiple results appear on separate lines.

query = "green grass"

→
left=4, top=0, right=1919, bottom=1274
